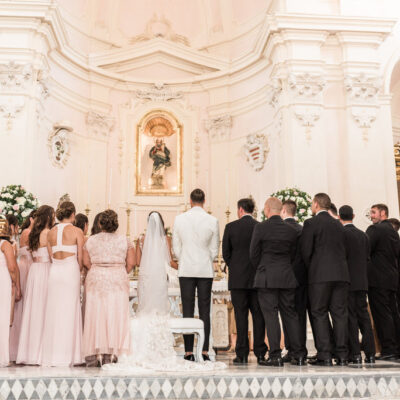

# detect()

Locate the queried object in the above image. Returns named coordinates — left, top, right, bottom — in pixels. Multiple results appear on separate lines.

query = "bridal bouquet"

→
left=0, top=185, right=40, bottom=225
left=262, top=187, right=312, bottom=223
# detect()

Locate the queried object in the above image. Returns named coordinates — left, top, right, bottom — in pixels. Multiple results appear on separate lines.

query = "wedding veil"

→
left=137, top=212, right=170, bottom=316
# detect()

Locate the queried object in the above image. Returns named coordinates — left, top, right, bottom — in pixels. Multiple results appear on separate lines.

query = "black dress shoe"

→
left=308, top=358, right=333, bottom=366
left=257, top=356, right=267, bottom=365
left=202, top=354, right=210, bottom=361
left=335, top=358, right=349, bottom=366
left=307, top=354, right=317, bottom=360
left=349, top=355, right=362, bottom=365
left=282, top=353, right=292, bottom=363
left=233, top=356, right=248, bottom=364
left=258, top=357, right=283, bottom=367
left=184, top=354, right=195, bottom=362
left=364, top=355, right=376, bottom=364
left=376, top=354, right=399, bottom=361
left=291, top=356, right=307, bottom=366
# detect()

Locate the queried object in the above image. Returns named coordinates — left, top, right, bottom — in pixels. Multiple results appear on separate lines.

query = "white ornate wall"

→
left=1, top=0, right=400, bottom=234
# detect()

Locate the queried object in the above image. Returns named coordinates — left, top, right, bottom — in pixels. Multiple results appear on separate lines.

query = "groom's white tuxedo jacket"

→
left=173, top=206, right=220, bottom=278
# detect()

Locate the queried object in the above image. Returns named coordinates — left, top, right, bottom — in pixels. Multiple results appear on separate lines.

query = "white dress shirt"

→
left=172, top=206, right=220, bottom=278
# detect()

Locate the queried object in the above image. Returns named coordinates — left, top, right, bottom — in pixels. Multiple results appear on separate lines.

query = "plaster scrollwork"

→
left=0, top=96, right=26, bottom=131
left=344, top=73, right=381, bottom=102
left=268, top=78, right=282, bottom=108
left=86, top=111, right=115, bottom=137
left=205, top=114, right=232, bottom=142
left=288, top=73, right=325, bottom=98
left=351, top=107, right=377, bottom=142
left=135, top=83, right=183, bottom=102
left=47, top=122, right=72, bottom=168
left=244, top=134, right=269, bottom=172
left=294, top=106, right=322, bottom=141
left=193, top=131, right=201, bottom=177
left=0, top=61, right=32, bottom=91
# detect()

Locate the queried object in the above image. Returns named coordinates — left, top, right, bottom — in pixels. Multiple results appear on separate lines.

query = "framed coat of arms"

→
left=136, top=110, right=183, bottom=195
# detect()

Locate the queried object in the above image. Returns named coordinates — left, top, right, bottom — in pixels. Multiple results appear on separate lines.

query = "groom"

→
left=173, top=189, right=220, bottom=361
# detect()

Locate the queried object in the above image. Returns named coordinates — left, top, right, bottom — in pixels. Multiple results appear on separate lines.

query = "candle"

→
left=108, top=168, right=113, bottom=207
left=127, top=167, right=131, bottom=200
left=86, top=168, right=90, bottom=205
left=134, top=207, right=138, bottom=237
left=225, top=170, right=229, bottom=205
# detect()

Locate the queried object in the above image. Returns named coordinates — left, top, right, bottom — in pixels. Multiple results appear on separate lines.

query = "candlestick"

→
left=108, top=168, right=113, bottom=208
left=207, top=207, right=212, bottom=215
left=125, top=204, right=131, bottom=239
left=225, top=207, right=231, bottom=223
left=216, top=240, right=224, bottom=280
left=84, top=204, right=90, bottom=218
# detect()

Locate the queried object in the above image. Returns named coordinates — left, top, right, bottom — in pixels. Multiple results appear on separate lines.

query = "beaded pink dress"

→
left=9, top=246, right=32, bottom=362
left=40, top=223, right=83, bottom=366
left=16, top=246, right=50, bottom=365
left=82, top=233, right=131, bottom=358
left=0, top=241, right=12, bottom=367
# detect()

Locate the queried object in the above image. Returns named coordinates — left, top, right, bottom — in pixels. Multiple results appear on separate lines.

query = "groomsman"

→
left=301, top=193, right=349, bottom=366
left=366, top=204, right=400, bottom=360
left=222, top=198, right=268, bottom=364
left=250, top=197, right=306, bottom=366
left=281, top=200, right=308, bottom=360
left=173, top=189, right=220, bottom=361
left=339, top=205, right=376, bottom=364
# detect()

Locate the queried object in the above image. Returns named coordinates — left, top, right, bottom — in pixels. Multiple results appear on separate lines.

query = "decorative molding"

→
left=0, top=96, right=26, bottom=131
left=129, top=13, right=190, bottom=47
left=0, top=61, right=32, bottom=91
left=47, top=122, right=72, bottom=168
left=193, top=131, right=201, bottom=177
left=344, top=73, right=381, bottom=102
left=244, top=134, right=269, bottom=171
left=205, top=114, right=232, bottom=142
left=351, top=107, right=377, bottom=141
left=268, top=78, right=282, bottom=108
left=86, top=111, right=115, bottom=137
left=135, top=84, right=183, bottom=102
left=294, top=106, right=322, bottom=141
left=288, top=73, right=325, bottom=98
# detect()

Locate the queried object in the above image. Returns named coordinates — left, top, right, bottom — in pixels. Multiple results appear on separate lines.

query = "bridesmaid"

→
left=9, top=211, right=36, bottom=362
left=17, top=205, right=54, bottom=365
left=0, top=217, right=20, bottom=367
left=90, top=212, right=103, bottom=236
left=40, top=202, right=84, bottom=366
left=83, top=210, right=135, bottom=366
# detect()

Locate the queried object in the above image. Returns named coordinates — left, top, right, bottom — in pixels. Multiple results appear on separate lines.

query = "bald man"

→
left=250, top=197, right=306, bottom=366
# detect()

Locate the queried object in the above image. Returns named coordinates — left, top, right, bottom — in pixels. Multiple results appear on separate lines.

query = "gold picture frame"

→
left=136, top=109, right=183, bottom=196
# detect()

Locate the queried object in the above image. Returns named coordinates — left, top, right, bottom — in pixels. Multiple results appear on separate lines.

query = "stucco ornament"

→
left=244, top=134, right=269, bottom=172
left=48, top=122, right=73, bottom=168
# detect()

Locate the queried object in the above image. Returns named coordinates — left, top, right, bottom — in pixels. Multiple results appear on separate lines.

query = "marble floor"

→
left=1, top=354, right=400, bottom=399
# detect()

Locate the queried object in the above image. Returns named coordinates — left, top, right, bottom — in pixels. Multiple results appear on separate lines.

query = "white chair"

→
left=168, top=318, right=205, bottom=362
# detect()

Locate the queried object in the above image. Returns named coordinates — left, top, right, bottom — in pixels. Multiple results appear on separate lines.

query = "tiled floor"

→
left=1, top=354, right=400, bottom=399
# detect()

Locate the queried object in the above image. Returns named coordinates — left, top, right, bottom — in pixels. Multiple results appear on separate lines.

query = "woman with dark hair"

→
left=17, top=205, right=54, bottom=365
left=6, top=215, right=19, bottom=253
left=74, top=213, right=89, bottom=236
left=40, top=201, right=84, bottom=366
left=136, top=212, right=178, bottom=286
left=83, top=209, right=135, bottom=366
left=91, top=212, right=103, bottom=236
left=0, top=217, right=20, bottom=367
left=9, top=210, right=36, bottom=362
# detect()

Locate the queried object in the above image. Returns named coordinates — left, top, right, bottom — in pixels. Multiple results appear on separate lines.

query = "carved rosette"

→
left=47, top=122, right=72, bottom=168
left=86, top=111, right=115, bottom=137
left=0, top=97, right=25, bottom=131
left=135, top=84, right=183, bottom=102
left=193, top=131, right=201, bottom=178
left=0, top=61, right=32, bottom=91
left=288, top=73, right=325, bottom=98
left=205, top=115, right=232, bottom=142
left=244, top=134, right=269, bottom=172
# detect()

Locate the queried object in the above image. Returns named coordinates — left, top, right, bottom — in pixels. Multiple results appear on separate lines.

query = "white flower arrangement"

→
left=0, top=185, right=40, bottom=225
left=262, top=187, right=312, bottom=223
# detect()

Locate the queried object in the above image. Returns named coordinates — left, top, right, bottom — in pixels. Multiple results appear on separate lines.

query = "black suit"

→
left=343, top=224, right=375, bottom=358
left=222, top=215, right=268, bottom=359
left=282, top=218, right=309, bottom=356
left=301, top=211, right=349, bottom=360
left=366, top=220, right=400, bottom=355
left=250, top=215, right=304, bottom=359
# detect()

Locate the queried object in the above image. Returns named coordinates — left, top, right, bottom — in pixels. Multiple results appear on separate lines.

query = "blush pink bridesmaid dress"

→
left=16, top=246, right=50, bottom=365
left=40, top=223, right=83, bottom=366
left=0, top=240, right=12, bottom=367
left=9, top=246, right=32, bottom=362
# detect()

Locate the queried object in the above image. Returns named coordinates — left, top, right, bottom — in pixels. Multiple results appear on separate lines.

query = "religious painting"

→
left=136, top=110, right=182, bottom=195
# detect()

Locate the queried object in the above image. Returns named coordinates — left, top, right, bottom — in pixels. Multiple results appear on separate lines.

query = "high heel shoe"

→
left=96, top=354, right=103, bottom=367
left=111, top=354, right=118, bottom=363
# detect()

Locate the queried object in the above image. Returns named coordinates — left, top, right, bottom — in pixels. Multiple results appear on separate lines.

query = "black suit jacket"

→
left=222, top=215, right=258, bottom=290
left=284, top=218, right=307, bottom=285
left=250, top=215, right=298, bottom=289
left=343, top=224, right=369, bottom=291
left=366, top=220, right=400, bottom=291
left=301, top=211, right=349, bottom=284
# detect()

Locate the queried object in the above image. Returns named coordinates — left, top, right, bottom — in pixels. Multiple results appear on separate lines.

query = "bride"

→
left=103, top=212, right=226, bottom=372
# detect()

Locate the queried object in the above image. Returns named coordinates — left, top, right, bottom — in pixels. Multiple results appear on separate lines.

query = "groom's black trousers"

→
left=179, top=277, right=213, bottom=352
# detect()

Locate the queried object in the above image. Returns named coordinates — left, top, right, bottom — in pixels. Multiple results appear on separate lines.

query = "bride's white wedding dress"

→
left=102, top=213, right=226, bottom=373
